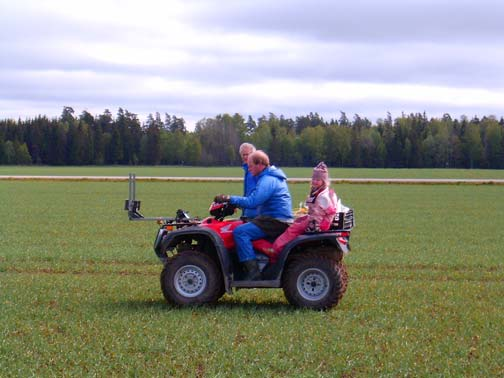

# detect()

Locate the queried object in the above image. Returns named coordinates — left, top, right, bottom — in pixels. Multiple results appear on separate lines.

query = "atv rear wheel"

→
left=161, top=250, right=224, bottom=306
left=282, top=253, right=345, bottom=310
left=339, top=261, right=348, bottom=295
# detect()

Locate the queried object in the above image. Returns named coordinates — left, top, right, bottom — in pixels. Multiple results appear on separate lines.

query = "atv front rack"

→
left=124, top=173, right=200, bottom=225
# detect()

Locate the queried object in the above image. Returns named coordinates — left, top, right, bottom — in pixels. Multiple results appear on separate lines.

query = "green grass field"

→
left=1, top=171, right=503, bottom=376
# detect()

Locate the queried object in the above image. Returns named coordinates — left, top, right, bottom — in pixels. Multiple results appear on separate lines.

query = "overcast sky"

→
left=1, top=0, right=503, bottom=129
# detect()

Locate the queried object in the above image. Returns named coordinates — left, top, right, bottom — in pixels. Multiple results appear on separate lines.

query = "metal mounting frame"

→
left=124, top=173, right=200, bottom=225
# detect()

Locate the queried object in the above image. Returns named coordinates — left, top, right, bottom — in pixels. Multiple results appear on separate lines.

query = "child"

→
left=270, top=162, right=338, bottom=253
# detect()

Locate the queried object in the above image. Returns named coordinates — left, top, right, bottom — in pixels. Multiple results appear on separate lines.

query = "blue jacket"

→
left=242, top=163, right=258, bottom=218
left=231, top=166, right=293, bottom=222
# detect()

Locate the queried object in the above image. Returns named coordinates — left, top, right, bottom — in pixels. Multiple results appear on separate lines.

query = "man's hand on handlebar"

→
left=214, top=194, right=230, bottom=203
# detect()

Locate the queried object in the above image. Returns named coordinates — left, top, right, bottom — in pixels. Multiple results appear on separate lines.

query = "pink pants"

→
left=272, top=216, right=310, bottom=253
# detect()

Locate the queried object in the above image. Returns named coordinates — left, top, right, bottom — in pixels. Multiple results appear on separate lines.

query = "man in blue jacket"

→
left=239, top=143, right=258, bottom=219
left=215, top=150, right=293, bottom=280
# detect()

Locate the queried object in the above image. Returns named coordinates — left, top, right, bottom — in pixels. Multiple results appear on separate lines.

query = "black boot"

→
left=243, top=259, right=261, bottom=281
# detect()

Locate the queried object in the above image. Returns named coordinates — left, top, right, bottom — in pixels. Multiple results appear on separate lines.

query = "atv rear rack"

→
left=124, top=173, right=200, bottom=225
left=331, top=209, right=355, bottom=231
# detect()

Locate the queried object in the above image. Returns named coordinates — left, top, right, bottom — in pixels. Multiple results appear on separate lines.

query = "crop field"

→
left=1, top=171, right=503, bottom=376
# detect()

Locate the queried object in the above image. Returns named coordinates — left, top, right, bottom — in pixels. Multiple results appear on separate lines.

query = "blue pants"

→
left=233, top=222, right=267, bottom=262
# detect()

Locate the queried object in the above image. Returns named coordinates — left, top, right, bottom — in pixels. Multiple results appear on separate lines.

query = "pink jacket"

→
left=306, top=187, right=338, bottom=231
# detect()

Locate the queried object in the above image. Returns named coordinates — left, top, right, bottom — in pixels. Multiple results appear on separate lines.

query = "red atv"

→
left=125, top=174, right=355, bottom=310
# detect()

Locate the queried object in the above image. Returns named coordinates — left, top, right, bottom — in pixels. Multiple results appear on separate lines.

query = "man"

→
left=215, top=150, right=293, bottom=280
left=238, top=143, right=258, bottom=219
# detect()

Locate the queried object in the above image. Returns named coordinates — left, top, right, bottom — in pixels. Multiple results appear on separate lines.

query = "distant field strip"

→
left=2, top=175, right=504, bottom=184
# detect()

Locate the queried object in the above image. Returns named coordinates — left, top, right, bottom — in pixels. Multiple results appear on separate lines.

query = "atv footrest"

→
left=232, top=280, right=281, bottom=288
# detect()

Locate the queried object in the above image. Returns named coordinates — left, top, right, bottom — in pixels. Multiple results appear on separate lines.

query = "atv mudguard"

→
left=268, top=232, right=348, bottom=279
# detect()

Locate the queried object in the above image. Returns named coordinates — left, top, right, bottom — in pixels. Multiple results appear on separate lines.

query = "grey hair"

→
left=239, top=143, right=256, bottom=154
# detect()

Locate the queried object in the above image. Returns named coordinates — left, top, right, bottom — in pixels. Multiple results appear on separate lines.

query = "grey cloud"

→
left=3, top=0, right=503, bottom=89
left=7, top=40, right=502, bottom=92
left=188, top=0, right=504, bottom=44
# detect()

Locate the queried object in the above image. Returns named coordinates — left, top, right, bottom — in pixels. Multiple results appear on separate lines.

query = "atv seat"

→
left=252, top=239, right=280, bottom=263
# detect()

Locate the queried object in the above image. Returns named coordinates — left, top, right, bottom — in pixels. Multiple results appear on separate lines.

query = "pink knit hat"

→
left=312, top=162, right=329, bottom=184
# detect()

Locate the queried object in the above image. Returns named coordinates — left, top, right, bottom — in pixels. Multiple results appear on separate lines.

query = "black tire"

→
left=282, top=253, right=345, bottom=310
left=160, top=250, right=224, bottom=306
left=339, top=261, right=349, bottom=296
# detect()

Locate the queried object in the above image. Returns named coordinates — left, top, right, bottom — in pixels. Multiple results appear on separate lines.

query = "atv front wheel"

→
left=161, top=250, right=224, bottom=306
left=282, top=253, right=345, bottom=310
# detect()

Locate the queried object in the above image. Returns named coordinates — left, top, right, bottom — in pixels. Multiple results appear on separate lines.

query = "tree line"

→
left=1, top=106, right=503, bottom=168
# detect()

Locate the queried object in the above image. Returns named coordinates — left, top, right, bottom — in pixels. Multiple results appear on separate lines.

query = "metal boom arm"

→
left=124, top=173, right=177, bottom=222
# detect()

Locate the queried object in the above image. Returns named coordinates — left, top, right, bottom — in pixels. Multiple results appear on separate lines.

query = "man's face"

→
left=240, top=148, right=253, bottom=164
left=247, top=157, right=263, bottom=176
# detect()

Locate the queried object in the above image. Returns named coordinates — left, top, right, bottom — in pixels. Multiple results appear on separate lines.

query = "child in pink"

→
left=271, top=162, right=338, bottom=253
